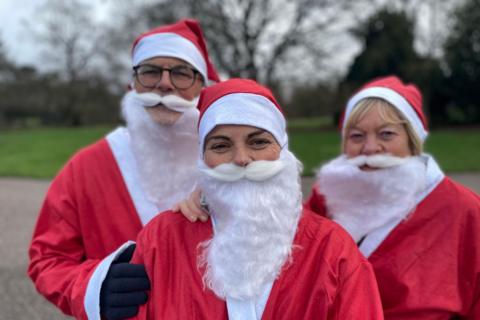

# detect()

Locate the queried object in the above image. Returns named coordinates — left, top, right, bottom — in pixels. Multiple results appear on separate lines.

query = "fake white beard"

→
left=317, top=154, right=427, bottom=242
left=197, top=150, right=303, bottom=300
left=121, top=90, right=199, bottom=212
left=198, top=159, right=286, bottom=182
left=346, top=154, right=409, bottom=168
left=128, top=91, right=199, bottom=113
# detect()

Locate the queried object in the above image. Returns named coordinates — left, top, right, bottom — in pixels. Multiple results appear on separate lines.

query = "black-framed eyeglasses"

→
left=133, top=64, right=200, bottom=90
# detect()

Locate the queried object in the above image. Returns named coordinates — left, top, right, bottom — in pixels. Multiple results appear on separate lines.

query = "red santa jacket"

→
left=28, top=138, right=143, bottom=319
left=130, top=209, right=384, bottom=319
left=305, top=177, right=480, bottom=319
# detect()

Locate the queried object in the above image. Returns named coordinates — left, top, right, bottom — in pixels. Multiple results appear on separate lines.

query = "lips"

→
left=360, top=165, right=378, bottom=171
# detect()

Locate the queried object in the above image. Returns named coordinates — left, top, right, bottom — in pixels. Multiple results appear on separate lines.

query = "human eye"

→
left=249, top=138, right=272, bottom=149
left=172, top=66, right=194, bottom=79
left=379, top=129, right=396, bottom=140
left=138, top=65, right=161, bottom=76
left=347, top=130, right=364, bottom=142
left=207, top=142, right=231, bottom=153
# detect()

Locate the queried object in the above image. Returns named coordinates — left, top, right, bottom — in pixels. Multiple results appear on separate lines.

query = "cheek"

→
left=134, top=80, right=148, bottom=93
left=262, top=146, right=281, bottom=160
left=204, top=151, right=229, bottom=168
left=343, top=141, right=361, bottom=158
left=385, top=133, right=412, bottom=157
left=389, top=141, right=412, bottom=157
left=179, top=80, right=203, bottom=100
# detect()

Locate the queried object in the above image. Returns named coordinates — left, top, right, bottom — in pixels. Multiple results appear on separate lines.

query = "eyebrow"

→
left=205, top=129, right=269, bottom=144
left=349, top=123, right=402, bottom=131
left=247, top=129, right=268, bottom=139
left=206, top=135, right=230, bottom=143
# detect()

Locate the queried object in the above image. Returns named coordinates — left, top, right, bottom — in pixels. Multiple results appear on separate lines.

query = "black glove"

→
left=100, top=244, right=150, bottom=320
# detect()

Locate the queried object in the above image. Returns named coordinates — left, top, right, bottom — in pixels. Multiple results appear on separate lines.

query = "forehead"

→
left=139, top=56, right=192, bottom=67
left=206, top=124, right=269, bottom=139
left=349, top=101, right=404, bottom=128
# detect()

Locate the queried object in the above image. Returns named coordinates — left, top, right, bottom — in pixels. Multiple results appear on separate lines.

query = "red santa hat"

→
left=342, top=75, right=428, bottom=141
left=197, top=78, right=287, bottom=152
left=131, top=18, right=220, bottom=84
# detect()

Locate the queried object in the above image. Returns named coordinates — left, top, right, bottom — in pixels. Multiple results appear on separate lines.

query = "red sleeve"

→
left=303, top=213, right=384, bottom=320
left=28, top=161, right=97, bottom=320
left=468, top=300, right=480, bottom=320
left=129, top=221, right=151, bottom=320
left=329, top=260, right=384, bottom=319
left=303, top=184, right=328, bottom=217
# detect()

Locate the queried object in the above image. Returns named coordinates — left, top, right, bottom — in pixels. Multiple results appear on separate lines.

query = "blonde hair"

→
left=343, top=98, right=423, bottom=155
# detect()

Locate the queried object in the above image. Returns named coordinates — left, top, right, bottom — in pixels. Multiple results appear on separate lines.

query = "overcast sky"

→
left=0, top=0, right=452, bottom=82
left=0, top=0, right=114, bottom=66
left=0, top=0, right=42, bottom=65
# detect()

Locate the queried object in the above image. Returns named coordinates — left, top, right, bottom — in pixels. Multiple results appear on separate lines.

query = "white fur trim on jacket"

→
left=84, top=241, right=136, bottom=320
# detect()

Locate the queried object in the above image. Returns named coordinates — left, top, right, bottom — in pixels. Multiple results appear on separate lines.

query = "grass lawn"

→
left=0, top=126, right=113, bottom=178
left=0, top=126, right=479, bottom=178
left=290, top=128, right=480, bottom=175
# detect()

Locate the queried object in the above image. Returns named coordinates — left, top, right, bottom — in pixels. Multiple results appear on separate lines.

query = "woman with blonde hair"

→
left=306, top=75, right=480, bottom=319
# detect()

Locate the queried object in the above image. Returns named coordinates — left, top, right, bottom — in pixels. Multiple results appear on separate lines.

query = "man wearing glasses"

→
left=28, top=19, right=220, bottom=320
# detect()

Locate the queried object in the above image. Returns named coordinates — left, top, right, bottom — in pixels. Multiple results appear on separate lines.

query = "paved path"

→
left=0, top=178, right=68, bottom=319
left=1, top=175, right=479, bottom=319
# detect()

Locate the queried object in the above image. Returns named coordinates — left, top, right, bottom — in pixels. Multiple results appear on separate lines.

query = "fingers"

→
left=109, top=263, right=148, bottom=278
left=172, top=203, right=180, bottom=212
left=172, top=187, right=210, bottom=222
left=178, top=200, right=199, bottom=222
left=103, top=305, right=140, bottom=320
left=191, top=188, right=202, bottom=207
left=104, top=291, right=148, bottom=307
left=178, top=199, right=209, bottom=222
left=101, top=262, right=150, bottom=319
left=107, top=277, right=151, bottom=292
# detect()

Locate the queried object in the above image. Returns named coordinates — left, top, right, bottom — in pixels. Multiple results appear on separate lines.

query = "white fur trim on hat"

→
left=132, top=33, right=208, bottom=82
left=199, top=93, right=287, bottom=153
left=343, top=87, right=428, bottom=141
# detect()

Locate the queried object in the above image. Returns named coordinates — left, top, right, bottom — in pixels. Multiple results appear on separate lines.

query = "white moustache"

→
left=200, top=160, right=286, bottom=182
left=131, top=91, right=199, bottom=112
left=347, top=154, right=408, bottom=169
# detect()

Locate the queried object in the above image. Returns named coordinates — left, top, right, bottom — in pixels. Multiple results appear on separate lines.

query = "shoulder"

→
left=70, top=137, right=112, bottom=163
left=444, top=176, right=480, bottom=202
left=137, top=211, right=212, bottom=248
left=58, top=135, right=118, bottom=177
left=298, top=209, right=351, bottom=241
left=303, top=183, right=328, bottom=216
left=430, top=176, right=480, bottom=213
left=47, top=135, right=119, bottom=194
left=142, top=210, right=192, bottom=232
left=296, top=209, right=361, bottom=259
left=293, top=209, right=369, bottom=279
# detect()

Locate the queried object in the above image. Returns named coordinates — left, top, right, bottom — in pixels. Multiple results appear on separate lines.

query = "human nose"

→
left=361, top=135, right=382, bottom=155
left=154, top=69, right=175, bottom=92
left=232, top=145, right=253, bottom=167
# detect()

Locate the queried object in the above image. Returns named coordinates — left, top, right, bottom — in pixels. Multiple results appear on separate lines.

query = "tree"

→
left=25, top=0, right=105, bottom=125
left=0, top=39, right=15, bottom=126
left=444, top=0, right=480, bottom=123
left=285, top=82, right=337, bottom=119
left=345, top=9, right=420, bottom=85
left=342, top=8, right=447, bottom=125
left=28, top=0, right=100, bottom=82
left=118, top=0, right=359, bottom=86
